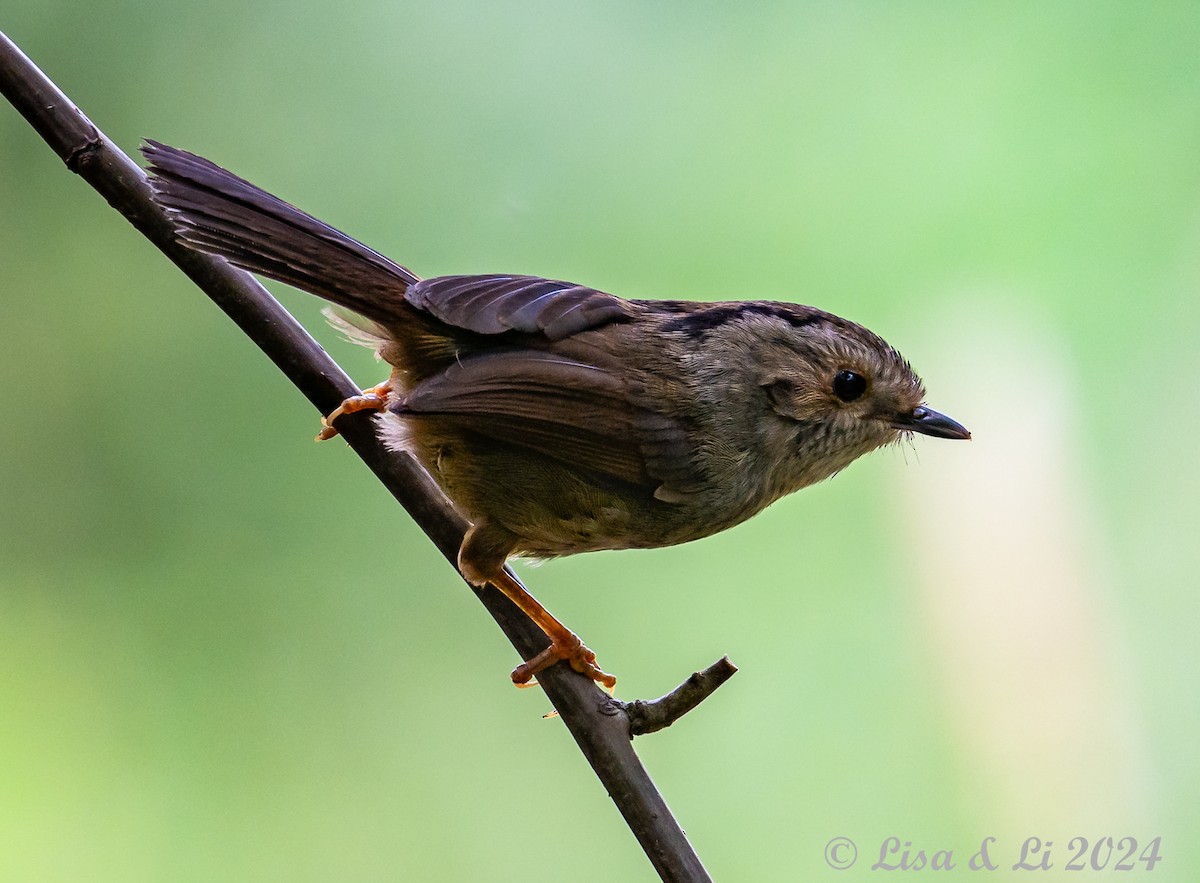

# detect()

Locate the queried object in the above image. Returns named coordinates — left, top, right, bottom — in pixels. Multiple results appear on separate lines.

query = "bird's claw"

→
left=511, top=633, right=617, bottom=692
left=315, top=382, right=392, bottom=441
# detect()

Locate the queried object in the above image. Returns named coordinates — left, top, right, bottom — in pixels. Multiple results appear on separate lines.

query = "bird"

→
left=143, top=141, right=970, bottom=690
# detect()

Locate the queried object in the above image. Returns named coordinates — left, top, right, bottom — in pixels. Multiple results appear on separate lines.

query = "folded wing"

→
left=406, top=275, right=634, bottom=340
left=401, top=350, right=700, bottom=499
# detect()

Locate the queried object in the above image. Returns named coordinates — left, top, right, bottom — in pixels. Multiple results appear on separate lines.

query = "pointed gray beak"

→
left=893, top=405, right=971, bottom=440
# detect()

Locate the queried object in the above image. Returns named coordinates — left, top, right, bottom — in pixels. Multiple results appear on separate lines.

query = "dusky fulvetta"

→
left=144, top=141, right=970, bottom=690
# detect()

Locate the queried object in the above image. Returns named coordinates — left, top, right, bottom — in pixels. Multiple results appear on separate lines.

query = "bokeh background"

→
left=3, top=3, right=1198, bottom=880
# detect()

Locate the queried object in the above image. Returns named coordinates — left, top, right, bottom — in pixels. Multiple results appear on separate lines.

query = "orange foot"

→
left=483, top=567, right=616, bottom=692
left=316, top=381, right=392, bottom=441
left=511, top=629, right=616, bottom=692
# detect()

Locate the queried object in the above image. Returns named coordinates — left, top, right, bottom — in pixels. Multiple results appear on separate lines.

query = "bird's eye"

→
left=832, top=370, right=867, bottom=402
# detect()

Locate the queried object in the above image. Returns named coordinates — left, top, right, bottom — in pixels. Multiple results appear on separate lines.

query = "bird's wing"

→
left=405, top=275, right=634, bottom=341
left=400, top=350, right=697, bottom=497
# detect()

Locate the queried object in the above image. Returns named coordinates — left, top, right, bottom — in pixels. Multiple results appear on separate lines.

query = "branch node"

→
left=65, top=134, right=102, bottom=173
left=598, top=695, right=624, bottom=717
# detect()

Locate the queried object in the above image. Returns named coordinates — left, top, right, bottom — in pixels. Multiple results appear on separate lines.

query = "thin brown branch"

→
left=2, top=29, right=736, bottom=883
left=624, top=656, right=739, bottom=737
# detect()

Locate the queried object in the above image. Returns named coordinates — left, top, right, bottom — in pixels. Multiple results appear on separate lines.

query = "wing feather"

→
left=400, top=350, right=693, bottom=494
left=405, top=275, right=634, bottom=340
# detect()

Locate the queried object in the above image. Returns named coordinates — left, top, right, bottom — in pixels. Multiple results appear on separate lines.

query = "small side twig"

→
left=624, top=656, right=739, bottom=736
left=1, top=29, right=739, bottom=883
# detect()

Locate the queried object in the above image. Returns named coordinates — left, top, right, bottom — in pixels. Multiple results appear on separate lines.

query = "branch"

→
left=624, top=657, right=739, bottom=737
left=2, top=29, right=738, bottom=883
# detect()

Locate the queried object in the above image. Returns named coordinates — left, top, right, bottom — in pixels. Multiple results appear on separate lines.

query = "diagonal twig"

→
left=624, top=657, right=739, bottom=737
left=1, top=29, right=738, bottom=883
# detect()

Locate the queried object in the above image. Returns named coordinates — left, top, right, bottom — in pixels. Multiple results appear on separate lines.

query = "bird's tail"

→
left=142, top=140, right=419, bottom=325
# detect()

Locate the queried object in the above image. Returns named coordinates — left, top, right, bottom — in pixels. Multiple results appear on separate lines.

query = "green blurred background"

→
left=3, top=3, right=1198, bottom=880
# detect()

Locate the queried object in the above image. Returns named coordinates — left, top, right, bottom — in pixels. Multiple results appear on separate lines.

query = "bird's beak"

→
left=893, top=405, right=971, bottom=440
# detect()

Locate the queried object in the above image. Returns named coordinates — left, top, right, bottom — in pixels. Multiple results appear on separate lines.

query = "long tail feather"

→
left=142, top=140, right=418, bottom=324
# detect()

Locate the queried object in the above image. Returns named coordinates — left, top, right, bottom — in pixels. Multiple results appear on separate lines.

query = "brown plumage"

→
left=144, top=141, right=969, bottom=688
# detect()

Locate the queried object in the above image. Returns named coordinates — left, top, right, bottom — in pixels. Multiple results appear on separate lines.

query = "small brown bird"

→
left=144, top=141, right=970, bottom=690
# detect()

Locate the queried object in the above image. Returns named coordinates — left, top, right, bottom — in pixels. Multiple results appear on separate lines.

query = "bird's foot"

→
left=316, top=381, right=393, bottom=441
left=458, top=525, right=618, bottom=692
left=511, top=631, right=617, bottom=692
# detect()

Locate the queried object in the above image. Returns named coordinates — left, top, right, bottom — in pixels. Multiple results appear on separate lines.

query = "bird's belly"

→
left=486, top=475, right=765, bottom=559
left=384, top=413, right=774, bottom=558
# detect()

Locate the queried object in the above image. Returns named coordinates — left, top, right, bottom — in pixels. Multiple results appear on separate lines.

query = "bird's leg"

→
left=316, top=381, right=393, bottom=441
left=488, top=567, right=617, bottom=691
left=458, top=522, right=615, bottom=690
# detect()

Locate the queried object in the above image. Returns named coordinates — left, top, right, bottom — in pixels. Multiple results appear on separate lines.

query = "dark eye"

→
left=832, top=370, right=867, bottom=402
